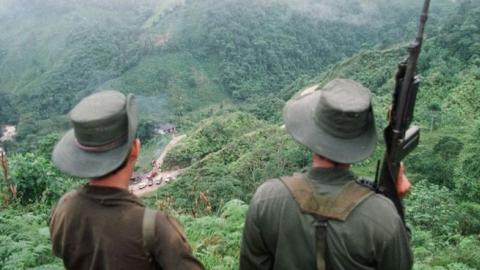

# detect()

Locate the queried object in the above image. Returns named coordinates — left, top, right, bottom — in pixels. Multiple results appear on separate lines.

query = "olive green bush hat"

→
left=52, top=90, right=138, bottom=178
left=283, top=79, right=377, bottom=164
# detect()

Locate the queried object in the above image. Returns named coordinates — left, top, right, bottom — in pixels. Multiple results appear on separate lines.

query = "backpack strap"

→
left=280, top=174, right=374, bottom=270
left=314, top=217, right=329, bottom=270
left=281, top=174, right=373, bottom=221
left=142, top=208, right=157, bottom=263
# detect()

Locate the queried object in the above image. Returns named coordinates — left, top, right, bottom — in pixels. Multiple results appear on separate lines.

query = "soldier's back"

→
left=49, top=185, right=154, bottom=270
left=241, top=170, right=412, bottom=270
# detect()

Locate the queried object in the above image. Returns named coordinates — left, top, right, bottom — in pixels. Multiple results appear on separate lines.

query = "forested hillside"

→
left=1, top=0, right=479, bottom=269
left=0, top=0, right=453, bottom=150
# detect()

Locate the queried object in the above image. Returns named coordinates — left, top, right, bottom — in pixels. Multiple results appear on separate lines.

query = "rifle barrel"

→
left=395, top=0, right=430, bottom=135
left=416, top=0, right=431, bottom=43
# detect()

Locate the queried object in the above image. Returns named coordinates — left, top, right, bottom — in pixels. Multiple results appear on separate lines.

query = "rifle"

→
left=377, top=0, right=430, bottom=223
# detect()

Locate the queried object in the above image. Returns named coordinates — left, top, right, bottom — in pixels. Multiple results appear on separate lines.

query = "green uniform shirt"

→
left=240, top=168, right=413, bottom=270
left=49, top=184, right=204, bottom=270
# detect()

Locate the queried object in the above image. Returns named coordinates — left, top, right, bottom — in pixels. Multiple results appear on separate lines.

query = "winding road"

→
left=132, top=134, right=186, bottom=197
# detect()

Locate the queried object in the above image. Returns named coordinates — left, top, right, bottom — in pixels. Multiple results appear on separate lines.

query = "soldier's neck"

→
left=312, top=154, right=351, bottom=169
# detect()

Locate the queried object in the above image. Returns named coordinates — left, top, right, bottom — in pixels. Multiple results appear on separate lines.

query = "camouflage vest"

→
left=280, top=174, right=374, bottom=270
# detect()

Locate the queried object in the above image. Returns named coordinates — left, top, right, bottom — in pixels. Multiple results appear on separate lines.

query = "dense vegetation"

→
left=1, top=0, right=479, bottom=269
left=0, top=0, right=453, bottom=149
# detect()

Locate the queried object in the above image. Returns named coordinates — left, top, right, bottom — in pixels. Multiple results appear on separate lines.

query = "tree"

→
left=0, top=92, right=18, bottom=124
left=455, top=121, right=480, bottom=202
left=137, top=117, right=157, bottom=143
left=9, top=153, right=75, bottom=205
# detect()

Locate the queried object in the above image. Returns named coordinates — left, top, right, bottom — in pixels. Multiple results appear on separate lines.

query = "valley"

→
left=0, top=0, right=479, bottom=269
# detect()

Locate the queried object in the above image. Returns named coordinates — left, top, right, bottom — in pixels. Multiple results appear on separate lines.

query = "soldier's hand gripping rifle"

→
left=378, top=0, right=430, bottom=223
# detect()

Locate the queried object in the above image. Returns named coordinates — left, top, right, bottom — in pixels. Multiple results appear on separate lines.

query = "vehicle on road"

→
left=148, top=179, right=153, bottom=186
left=129, top=174, right=142, bottom=184
left=155, top=177, right=163, bottom=185
left=138, top=182, right=147, bottom=189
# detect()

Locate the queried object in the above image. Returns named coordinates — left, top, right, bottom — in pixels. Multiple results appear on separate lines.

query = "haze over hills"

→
left=0, top=0, right=454, bottom=150
left=1, top=0, right=480, bottom=269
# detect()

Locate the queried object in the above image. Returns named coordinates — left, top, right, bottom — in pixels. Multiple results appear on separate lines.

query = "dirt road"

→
left=133, top=169, right=184, bottom=196
left=131, top=134, right=186, bottom=197
left=152, top=134, right=186, bottom=170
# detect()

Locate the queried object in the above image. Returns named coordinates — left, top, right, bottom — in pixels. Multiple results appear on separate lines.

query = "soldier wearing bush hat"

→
left=240, top=79, right=413, bottom=270
left=49, top=90, right=204, bottom=270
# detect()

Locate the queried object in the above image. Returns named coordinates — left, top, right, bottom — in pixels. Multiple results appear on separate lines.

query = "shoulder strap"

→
left=314, top=217, right=329, bottom=270
left=280, top=174, right=374, bottom=270
left=280, top=174, right=373, bottom=221
left=142, top=208, right=157, bottom=262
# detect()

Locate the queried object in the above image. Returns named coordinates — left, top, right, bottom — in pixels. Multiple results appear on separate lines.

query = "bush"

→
left=0, top=205, right=63, bottom=269
left=178, top=199, right=248, bottom=270
left=457, top=202, right=480, bottom=235
left=8, top=153, right=76, bottom=205
left=406, top=180, right=460, bottom=238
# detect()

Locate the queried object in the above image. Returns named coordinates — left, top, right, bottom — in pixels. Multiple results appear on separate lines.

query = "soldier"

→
left=49, top=90, right=204, bottom=270
left=240, top=79, right=413, bottom=270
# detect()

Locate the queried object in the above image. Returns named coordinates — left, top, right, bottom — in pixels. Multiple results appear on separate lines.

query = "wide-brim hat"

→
left=283, top=79, right=377, bottom=164
left=52, top=90, right=138, bottom=178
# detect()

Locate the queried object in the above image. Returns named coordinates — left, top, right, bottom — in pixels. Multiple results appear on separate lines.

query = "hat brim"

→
left=52, top=94, right=138, bottom=178
left=283, top=91, right=377, bottom=164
